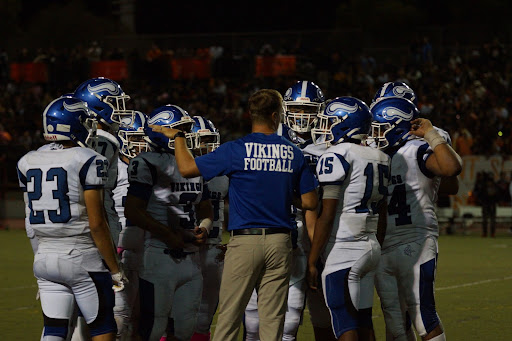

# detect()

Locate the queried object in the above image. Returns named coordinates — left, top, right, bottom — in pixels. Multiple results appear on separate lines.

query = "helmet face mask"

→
left=190, top=116, right=220, bottom=155
left=118, top=111, right=150, bottom=159
left=283, top=81, right=325, bottom=133
left=284, top=102, right=323, bottom=133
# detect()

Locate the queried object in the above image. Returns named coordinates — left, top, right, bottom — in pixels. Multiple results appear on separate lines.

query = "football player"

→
left=189, top=116, right=228, bottom=341
left=370, top=82, right=459, bottom=341
left=124, top=104, right=213, bottom=341
left=368, top=97, right=462, bottom=341
left=74, top=77, right=135, bottom=247
left=17, top=96, right=126, bottom=341
left=113, top=111, right=150, bottom=340
left=307, top=97, right=390, bottom=341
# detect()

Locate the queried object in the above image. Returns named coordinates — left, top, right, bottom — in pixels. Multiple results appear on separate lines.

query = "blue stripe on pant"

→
left=324, top=268, right=357, bottom=338
left=88, top=272, right=117, bottom=337
left=419, top=257, right=440, bottom=334
left=138, top=277, right=155, bottom=341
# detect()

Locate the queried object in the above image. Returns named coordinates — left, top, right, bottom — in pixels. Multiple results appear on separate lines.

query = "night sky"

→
left=18, top=0, right=337, bottom=34
left=135, top=1, right=336, bottom=34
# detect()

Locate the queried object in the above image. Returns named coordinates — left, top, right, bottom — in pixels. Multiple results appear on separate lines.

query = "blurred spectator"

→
left=87, top=41, right=102, bottom=62
left=146, top=42, right=162, bottom=62
left=454, top=128, right=474, bottom=156
left=0, top=124, right=12, bottom=144
left=473, top=171, right=499, bottom=237
left=496, top=171, right=511, bottom=206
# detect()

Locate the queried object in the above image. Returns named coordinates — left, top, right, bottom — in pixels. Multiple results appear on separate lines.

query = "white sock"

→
left=427, top=333, right=446, bottom=341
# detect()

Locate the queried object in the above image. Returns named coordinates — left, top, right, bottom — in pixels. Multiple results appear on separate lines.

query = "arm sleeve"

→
left=316, top=152, right=350, bottom=186
left=127, top=157, right=155, bottom=201
left=79, top=154, right=107, bottom=190
left=297, top=154, right=318, bottom=195
left=16, top=160, right=27, bottom=192
left=417, top=143, right=435, bottom=178
left=195, top=143, right=231, bottom=181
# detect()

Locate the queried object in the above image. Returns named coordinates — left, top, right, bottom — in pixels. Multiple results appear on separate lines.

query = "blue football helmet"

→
left=371, top=81, right=418, bottom=108
left=144, top=104, right=195, bottom=151
left=312, top=96, right=372, bottom=146
left=283, top=80, right=325, bottom=133
left=368, top=97, right=420, bottom=150
left=118, top=111, right=150, bottom=159
left=73, top=77, right=134, bottom=129
left=42, top=96, right=97, bottom=148
left=190, top=116, right=220, bottom=155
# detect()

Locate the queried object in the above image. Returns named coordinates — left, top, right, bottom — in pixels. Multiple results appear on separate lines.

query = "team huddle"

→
left=17, top=77, right=462, bottom=341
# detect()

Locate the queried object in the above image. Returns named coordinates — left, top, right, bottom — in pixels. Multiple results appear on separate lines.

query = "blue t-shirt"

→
left=195, top=133, right=318, bottom=231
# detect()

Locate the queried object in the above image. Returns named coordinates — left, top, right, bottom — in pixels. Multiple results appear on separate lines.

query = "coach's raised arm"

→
left=150, top=89, right=318, bottom=341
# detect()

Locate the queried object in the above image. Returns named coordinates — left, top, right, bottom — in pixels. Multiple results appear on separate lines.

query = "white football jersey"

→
left=113, top=158, right=129, bottom=228
left=316, top=143, right=390, bottom=242
left=297, top=140, right=327, bottom=250
left=128, top=151, right=207, bottom=251
left=113, top=157, right=145, bottom=250
left=17, top=143, right=107, bottom=250
left=206, top=175, right=229, bottom=244
left=94, top=129, right=121, bottom=244
left=382, top=139, right=442, bottom=252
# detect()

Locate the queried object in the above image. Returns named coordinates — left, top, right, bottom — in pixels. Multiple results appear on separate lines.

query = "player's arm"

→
left=304, top=208, right=318, bottom=244
left=301, top=188, right=319, bottom=211
left=85, top=188, right=120, bottom=274
left=124, top=193, right=185, bottom=249
left=307, top=195, right=336, bottom=291
left=410, top=118, right=462, bottom=177
left=149, top=125, right=201, bottom=177
left=194, top=199, right=214, bottom=243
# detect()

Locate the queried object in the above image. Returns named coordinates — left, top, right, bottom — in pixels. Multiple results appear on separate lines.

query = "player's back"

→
left=317, top=143, right=390, bottom=242
left=382, top=138, right=442, bottom=251
left=17, top=143, right=107, bottom=251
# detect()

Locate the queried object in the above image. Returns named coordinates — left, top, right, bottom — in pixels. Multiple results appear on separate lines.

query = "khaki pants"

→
left=212, top=232, right=292, bottom=341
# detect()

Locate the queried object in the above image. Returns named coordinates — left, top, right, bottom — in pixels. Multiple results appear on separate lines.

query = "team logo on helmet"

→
left=284, top=88, right=293, bottom=101
left=326, top=102, right=359, bottom=115
left=392, top=86, right=415, bottom=100
left=148, top=111, right=175, bottom=125
left=382, top=107, right=414, bottom=120
left=63, top=101, right=87, bottom=112
left=316, top=89, right=324, bottom=102
left=87, top=83, right=121, bottom=96
left=120, top=116, right=133, bottom=126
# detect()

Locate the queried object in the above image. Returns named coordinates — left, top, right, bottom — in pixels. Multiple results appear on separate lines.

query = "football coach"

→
left=150, top=89, right=318, bottom=341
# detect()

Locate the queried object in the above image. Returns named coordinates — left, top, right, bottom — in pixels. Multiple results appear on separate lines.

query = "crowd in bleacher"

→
left=1, top=37, right=511, bottom=188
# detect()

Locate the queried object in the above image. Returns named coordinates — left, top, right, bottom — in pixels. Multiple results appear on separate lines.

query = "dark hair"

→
left=248, top=89, right=283, bottom=125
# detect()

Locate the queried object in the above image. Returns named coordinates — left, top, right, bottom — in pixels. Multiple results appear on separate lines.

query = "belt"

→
left=163, top=248, right=195, bottom=259
left=231, top=228, right=291, bottom=236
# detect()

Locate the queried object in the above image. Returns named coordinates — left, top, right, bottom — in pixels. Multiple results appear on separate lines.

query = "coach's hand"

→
left=307, top=263, right=318, bottom=291
left=149, top=125, right=182, bottom=139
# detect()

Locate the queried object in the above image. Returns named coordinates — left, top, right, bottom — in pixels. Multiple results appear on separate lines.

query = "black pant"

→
left=482, top=204, right=496, bottom=236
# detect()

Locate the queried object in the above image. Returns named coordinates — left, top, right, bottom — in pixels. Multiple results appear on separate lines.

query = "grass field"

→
left=1, top=229, right=511, bottom=340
